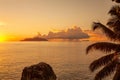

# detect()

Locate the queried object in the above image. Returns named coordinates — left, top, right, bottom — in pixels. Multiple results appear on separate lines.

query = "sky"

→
left=0, top=0, right=114, bottom=41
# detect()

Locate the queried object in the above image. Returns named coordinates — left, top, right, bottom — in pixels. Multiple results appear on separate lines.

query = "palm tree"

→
left=86, top=1, right=120, bottom=80
left=86, top=23, right=120, bottom=80
left=107, top=5, right=120, bottom=33
left=86, top=41, right=120, bottom=80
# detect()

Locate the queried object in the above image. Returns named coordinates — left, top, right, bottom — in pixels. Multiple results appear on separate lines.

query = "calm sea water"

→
left=0, top=41, right=112, bottom=80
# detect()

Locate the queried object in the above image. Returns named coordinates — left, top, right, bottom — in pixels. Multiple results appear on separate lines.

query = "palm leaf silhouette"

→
left=94, top=60, right=118, bottom=80
left=107, top=16, right=120, bottom=32
left=113, top=64, right=120, bottom=80
left=108, top=5, right=120, bottom=17
left=107, top=16, right=119, bottom=27
left=89, top=53, right=115, bottom=72
left=86, top=42, right=120, bottom=54
left=112, top=0, right=120, bottom=3
left=107, top=5, right=120, bottom=32
left=92, top=22, right=117, bottom=40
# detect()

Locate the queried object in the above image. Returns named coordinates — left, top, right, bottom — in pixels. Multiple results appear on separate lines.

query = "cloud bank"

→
left=41, top=26, right=89, bottom=39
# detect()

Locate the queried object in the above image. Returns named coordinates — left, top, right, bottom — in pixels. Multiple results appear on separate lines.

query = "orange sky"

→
left=0, top=0, right=113, bottom=41
left=84, top=30, right=108, bottom=41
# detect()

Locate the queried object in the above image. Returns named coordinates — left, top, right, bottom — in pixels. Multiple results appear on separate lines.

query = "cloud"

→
left=41, top=26, right=89, bottom=39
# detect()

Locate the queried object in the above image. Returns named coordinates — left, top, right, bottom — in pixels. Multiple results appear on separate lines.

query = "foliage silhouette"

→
left=86, top=0, right=120, bottom=80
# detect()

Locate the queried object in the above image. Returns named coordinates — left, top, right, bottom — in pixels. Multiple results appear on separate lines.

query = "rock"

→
left=21, top=62, right=57, bottom=80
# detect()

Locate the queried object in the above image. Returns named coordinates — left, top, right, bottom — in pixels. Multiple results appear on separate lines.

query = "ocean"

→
left=0, top=41, right=112, bottom=80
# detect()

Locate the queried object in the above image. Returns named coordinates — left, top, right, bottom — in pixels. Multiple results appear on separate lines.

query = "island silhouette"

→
left=21, top=37, right=48, bottom=41
left=21, top=33, right=48, bottom=41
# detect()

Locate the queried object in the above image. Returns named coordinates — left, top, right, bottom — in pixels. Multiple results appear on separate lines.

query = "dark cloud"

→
left=41, top=26, right=89, bottom=39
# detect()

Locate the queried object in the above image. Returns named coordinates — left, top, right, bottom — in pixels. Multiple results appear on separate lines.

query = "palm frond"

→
left=92, top=22, right=116, bottom=40
left=107, top=16, right=119, bottom=28
left=113, top=64, right=120, bottom=80
left=108, top=5, right=120, bottom=17
left=86, top=42, right=120, bottom=54
left=89, top=53, right=115, bottom=72
left=112, top=0, right=120, bottom=3
left=107, top=16, right=120, bottom=32
left=94, top=60, right=117, bottom=80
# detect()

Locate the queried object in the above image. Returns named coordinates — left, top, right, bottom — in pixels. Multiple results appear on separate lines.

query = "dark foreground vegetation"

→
left=86, top=0, right=120, bottom=80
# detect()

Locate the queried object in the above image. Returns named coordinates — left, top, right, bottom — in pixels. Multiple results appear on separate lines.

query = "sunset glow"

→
left=84, top=30, right=108, bottom=41
left=0, top=34, right=6, bottom=42
left=0, top=22, right=6, bottom=26
left=0, top=0, right=113, bottom=41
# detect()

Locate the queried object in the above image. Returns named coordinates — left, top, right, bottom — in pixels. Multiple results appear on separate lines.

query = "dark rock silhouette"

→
left=21, top=62, right=57, bottom=80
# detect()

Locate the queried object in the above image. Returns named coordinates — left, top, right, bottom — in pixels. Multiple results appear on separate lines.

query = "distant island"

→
left=21, top=26, right=90, bottom=42
left=21, top=37, right=48, bottom=41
